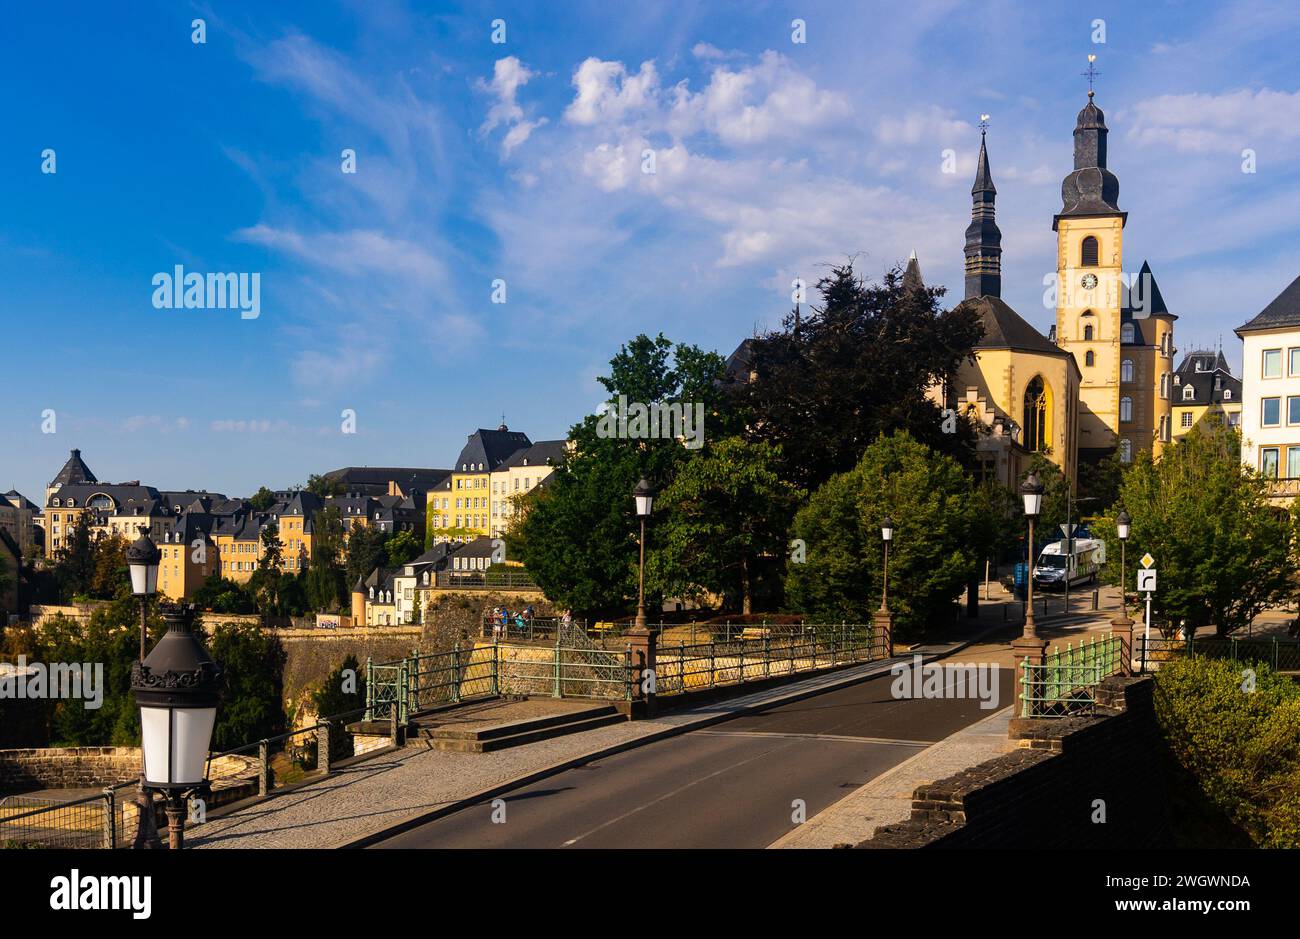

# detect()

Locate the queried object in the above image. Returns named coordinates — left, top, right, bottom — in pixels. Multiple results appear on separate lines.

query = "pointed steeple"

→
left=903, top=250, right=924, bottom=292
left=964, top=127, right=1002, bottom=300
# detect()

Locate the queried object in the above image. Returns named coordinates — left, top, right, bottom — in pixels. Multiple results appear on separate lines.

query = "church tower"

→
left=964, top=127, right=1002, bottom=300
left=1053, top=79, right=1128, bottom=463
left=1053, top=69, right=1174, bottom=463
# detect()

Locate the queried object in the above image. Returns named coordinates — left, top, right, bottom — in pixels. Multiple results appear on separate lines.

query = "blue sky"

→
left=4, top=0, right=1300, bottom=502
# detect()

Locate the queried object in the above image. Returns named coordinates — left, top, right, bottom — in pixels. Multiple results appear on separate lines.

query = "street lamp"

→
left=125, top=529, right=162, bottom=849
left=879, top=516, right=894, bottom=613
left=1113, top=510, right=1133, bottom=630
left=131, top=604, right=222, bottom=850
left=126, top=531, right=161, bottom=660
left=633, top=478, right=656, bottom=632
left=1019, top=471, right=1044, bottom=639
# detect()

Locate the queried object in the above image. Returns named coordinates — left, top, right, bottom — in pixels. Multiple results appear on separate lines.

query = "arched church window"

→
left=1121, top=359, right=1134, bottom=382
left=1081, top=236, right=1099, bottom=267
left=1119, top=439, right=1132, bottom=463
left=1120, top=396, right=1133, bottom=422
left=1121, top=323, right=1135, bottom=343
left=1084, top=324, right=1094, bottom=341
left=1023, top=376, right=1050, bottom=453
left=1085, top=351, right=1095, bottom=367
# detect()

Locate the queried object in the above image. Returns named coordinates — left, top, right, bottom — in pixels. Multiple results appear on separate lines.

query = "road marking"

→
left=695, top=730, right=933, bottom=747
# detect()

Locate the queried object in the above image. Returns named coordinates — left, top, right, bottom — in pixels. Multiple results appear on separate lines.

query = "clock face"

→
left=1080, top=273, right=1099, bottom=290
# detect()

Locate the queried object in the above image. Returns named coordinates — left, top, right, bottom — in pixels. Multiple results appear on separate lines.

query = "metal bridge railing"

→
left=1018, top=634, right=1124, bottom=718
left=654, top=625, right=884, bottom=695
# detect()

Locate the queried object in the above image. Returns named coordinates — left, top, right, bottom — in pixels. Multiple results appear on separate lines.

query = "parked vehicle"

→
left=1033, top=538, right=1105, bottom=589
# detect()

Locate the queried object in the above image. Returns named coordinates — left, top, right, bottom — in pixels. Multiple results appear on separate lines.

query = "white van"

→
left=1033, top=538, right=1105, bottom=589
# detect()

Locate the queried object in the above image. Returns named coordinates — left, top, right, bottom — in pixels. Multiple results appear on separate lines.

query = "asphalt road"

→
left=373, top=661, right=1015, bottom=849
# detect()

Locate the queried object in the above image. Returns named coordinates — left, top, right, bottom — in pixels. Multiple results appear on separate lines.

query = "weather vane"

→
left=1083, top=53, right=1100, bottom=97
left=979, top=113, right=990, bottom=134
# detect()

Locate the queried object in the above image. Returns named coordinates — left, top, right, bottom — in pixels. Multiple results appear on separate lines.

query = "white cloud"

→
left=668, top=51, right=852, bottom=144
left=479, top=56, right=548, bottom=156
left=1127, top=87, right=1300, bottom=153
left=565, top=58, right=660, bottom=126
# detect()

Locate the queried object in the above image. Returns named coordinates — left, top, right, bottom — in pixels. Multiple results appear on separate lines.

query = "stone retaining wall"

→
left=860, top=676, right=1171, bottom=849
left=0, top=746, right=142, bottom=793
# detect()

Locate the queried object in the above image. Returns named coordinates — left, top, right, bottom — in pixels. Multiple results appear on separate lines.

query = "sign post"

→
left=1137, top=554, right=1157, bottom=672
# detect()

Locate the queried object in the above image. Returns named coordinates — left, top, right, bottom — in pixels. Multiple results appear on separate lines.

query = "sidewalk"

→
left=768, top=705, right=1014, bottom=849
left=190, top=647, right=977, bottom=849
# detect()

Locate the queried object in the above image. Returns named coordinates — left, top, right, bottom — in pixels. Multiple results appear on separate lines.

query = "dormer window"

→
left=1183, top=386, right=1195, bottom=401
left=1224, top=389, right=1232, bottom=400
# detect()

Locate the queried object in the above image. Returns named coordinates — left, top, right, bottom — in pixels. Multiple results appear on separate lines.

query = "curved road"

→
left=373, top=663, right=1014, bottom=849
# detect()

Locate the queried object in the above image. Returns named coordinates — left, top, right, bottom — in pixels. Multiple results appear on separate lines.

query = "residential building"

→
left=1170, top=349, right=1242, bottom=439
left=1236, top=274, right=1300, bottom=500
left=433, top=425, right=532, bottom=538
left=490, top=439, right=567, bottom=536
left=0, top=490, right=37, bottom=559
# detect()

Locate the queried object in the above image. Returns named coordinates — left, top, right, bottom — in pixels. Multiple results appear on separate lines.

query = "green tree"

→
left=346, top=524, right=389, bottom=585
left=785, top=432, right=981, bottom=639
left=54, top=512, right=96, bottom=599
left=306, top=507, right=346, bottom=612
left=248, top=486, right=277, bottom=511
left=740, top=262, right=984, bottom=492
left=513, top=334, right=730, bottom=616
left=89, top=533, right=129, bottom=599
left=192, top=574, right=255, bottom=614
left=206, top=621, right=287, bottom=751
left=310, top=654, right=367, bottom=763
left=385, top=530, right=422, bottom=567
left=305, top=474, right=344, bottom=498
left=649, top=437, right=803, bottom=614
left=1092, top=426, right=1291, bottom=637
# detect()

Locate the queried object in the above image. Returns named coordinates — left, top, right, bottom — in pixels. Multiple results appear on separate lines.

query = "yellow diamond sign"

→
left=1140, top=553, right=1155, bottom=569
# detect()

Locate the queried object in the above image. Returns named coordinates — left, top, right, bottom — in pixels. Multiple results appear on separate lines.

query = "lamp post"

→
left=125, top=530, right=162, bottom=848
left=1111, top=510, right=1135, bottom=672
left=874, top=517, right=896, bottom=656
left=126, top=531, right=161, bottom=661
left=879, top=516, right=894, bottom=613
left=1009, top=471, right=1050, bottom=677
left=131, top=604, right=222, bottom=850
left=632, top=478, right=656, bottom=632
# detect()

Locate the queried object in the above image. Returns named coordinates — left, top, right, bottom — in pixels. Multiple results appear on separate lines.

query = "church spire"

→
left=964, top=120, right=1002, bottom=300
left=1055, top=56, right=1124, bottom=228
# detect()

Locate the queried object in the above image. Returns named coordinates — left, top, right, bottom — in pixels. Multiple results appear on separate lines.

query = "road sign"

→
left=1140, top=552, right=1155, bottom=569
left=1137, top=569, right=1157, bottom=592
left=1060, top=524, right=1077, bottom=538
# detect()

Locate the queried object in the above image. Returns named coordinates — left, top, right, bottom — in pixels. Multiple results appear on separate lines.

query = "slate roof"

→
left=1055, top=96, right=1124, bottom=225
left=321, top=466, right=451, bottom=496
left=454, top=428, right=532, bottom=473
left=49, top=449, right=97, bottom=489
left=1236, top=274, right=1300, bottom=335
left=724, top=338, right=757, bottom=383
left=958, top=295, right=1072, bottom=360
left=1172, top=350, right=1241, bottom=406
left=501, top=440, right=567, bottom=470
left=4, top=490, right=38, bottom=511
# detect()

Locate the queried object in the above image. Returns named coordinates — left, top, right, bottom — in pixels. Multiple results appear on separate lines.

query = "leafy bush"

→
left=1154, top=656, right=1300, bottom=847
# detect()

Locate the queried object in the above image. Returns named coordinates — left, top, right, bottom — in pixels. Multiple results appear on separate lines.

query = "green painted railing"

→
left=1019, top=634, right=1123, bottom=718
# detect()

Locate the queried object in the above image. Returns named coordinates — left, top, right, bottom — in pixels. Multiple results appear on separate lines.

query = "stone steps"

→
left=407, top=704, right=625, bottom=753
